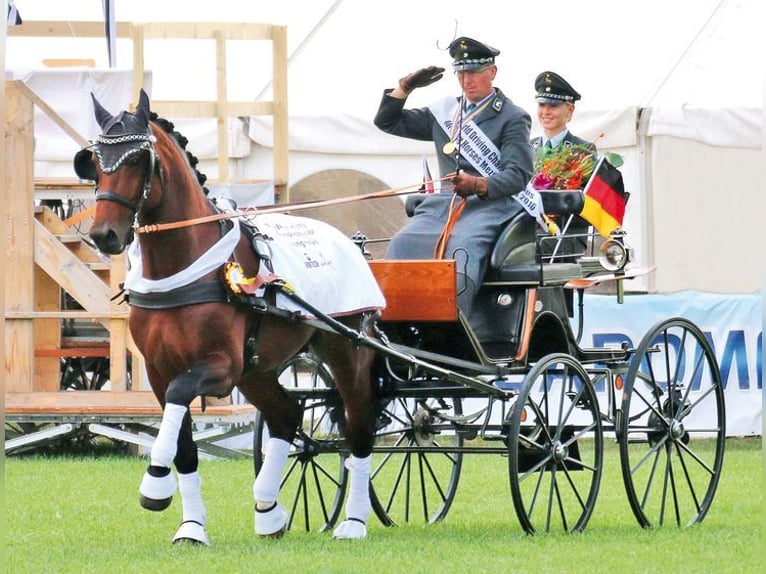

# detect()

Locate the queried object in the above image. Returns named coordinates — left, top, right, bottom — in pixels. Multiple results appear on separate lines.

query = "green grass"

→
left=5, top=437, right=761, bottom=574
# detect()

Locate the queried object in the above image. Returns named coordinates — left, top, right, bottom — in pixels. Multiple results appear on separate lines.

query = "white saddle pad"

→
left=125, top=213, right=385, bottom=319
left=251, top=213, right=386, bottom=318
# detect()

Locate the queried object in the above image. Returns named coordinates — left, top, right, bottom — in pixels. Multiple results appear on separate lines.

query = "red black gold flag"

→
left=580, top=157, right=629, bottom=237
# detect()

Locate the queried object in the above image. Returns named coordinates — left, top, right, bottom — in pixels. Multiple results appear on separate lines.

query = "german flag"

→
left=580, top=157, right=629, bottom=237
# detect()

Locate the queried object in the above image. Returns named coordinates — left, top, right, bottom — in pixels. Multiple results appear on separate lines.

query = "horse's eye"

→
left=128, top=155, right=144, bottom=168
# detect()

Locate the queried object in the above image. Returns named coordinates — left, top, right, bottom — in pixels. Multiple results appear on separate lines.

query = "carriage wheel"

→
left=369, top=395, right=464, bottom=526
left=618, top=318, right=725, bottom=528
left=508, top=353, right=603, bottom=534
left=253, top=352, right=347, bottom=533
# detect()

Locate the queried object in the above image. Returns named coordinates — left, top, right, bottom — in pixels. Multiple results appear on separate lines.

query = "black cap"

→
left=535, top=71, right=581, bottom=104
left=448, top=36, right=500, bottom=72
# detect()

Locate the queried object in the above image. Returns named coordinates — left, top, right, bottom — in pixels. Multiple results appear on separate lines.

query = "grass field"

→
left=5, top=436, right=761, bottom=574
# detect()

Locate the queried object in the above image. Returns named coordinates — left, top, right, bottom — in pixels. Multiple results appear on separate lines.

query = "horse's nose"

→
left=89, top=223, right=125, bottom=255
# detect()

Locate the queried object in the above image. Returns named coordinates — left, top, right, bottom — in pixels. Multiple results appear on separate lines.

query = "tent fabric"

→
left=644, top=107, right=760, bottom=149
left=5, top=0, right=762, bottom=294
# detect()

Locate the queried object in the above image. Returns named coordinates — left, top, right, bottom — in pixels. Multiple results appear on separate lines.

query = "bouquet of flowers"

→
left=532, top=142, right=597, bottom=190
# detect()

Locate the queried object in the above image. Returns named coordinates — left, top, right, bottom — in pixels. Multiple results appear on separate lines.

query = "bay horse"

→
left=74, top=89, right=383, bottom=544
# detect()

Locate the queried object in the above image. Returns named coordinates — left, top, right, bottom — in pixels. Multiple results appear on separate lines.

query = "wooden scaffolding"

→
left=4, top=21, right=288, bottom=454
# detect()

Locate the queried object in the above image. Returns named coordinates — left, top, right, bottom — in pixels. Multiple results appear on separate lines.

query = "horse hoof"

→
left=139, top=469, right=177, bottom=511
left=172, top=520, right=210, bottom=546
left=332, top=519, right=367, bottom=540
left=140, top=494, right=173, bottom=512
left=254, top=503, right=288, bottom=538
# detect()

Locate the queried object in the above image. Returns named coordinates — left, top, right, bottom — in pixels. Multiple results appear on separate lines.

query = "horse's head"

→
left=75, top=89, right=156, bottom=254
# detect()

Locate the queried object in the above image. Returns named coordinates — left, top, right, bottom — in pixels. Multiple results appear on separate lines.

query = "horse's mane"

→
left=148, top=112, right=209, bottom=196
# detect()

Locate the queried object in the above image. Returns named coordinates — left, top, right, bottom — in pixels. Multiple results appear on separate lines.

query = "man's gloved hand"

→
left=450, top=172, right=488, bottom=198
left=399, top=66, right=445, bottom=94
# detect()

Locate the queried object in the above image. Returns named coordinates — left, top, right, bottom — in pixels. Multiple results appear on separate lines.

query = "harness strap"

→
left=127, top=281, right=228, bottom=309
left=95, top=189, right=139, bottom=212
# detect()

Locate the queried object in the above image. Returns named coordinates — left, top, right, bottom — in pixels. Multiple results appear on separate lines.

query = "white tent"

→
left=5, top=0, right=763, bottom=293
left=243, top=0, right=763, bottom=295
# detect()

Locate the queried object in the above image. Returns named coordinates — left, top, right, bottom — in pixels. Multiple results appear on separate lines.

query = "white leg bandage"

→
left=151, top=403, right=188, bottom=468
left=173, top=471, right=210, bottom=545
left=253, top=437, right=290, bottom=504
left=344, top=454, right=372, bottom=522
left=178, top=471, right=206, bottom=526
left=332, top=454, right=372, bottom=540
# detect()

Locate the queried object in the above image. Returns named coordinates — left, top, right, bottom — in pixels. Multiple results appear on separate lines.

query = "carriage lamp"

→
left=598, top=238, right=629, bottom=272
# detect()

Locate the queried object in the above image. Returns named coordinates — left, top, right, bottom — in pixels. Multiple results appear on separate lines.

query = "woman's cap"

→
left=535, top=71, right=581, bottom=103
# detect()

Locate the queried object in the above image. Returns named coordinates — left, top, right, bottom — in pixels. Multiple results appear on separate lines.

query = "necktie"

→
left=465, top=102, right=476, bottom=112
left=543, top=140, right=553, bottom=154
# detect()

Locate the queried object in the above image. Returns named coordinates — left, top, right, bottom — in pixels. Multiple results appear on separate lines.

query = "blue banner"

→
left=578, top=290, right=762, bottom=436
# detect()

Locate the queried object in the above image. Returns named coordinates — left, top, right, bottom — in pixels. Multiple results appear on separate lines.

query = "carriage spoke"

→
left=620, top=319, right=726, bottom=529
left=510, top=355, right=603, bottom=535
left=370, top=397, right=463, bottom=526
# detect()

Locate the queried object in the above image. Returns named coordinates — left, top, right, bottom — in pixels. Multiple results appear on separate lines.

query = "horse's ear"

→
left=137, top=89, right=151, bottom=115
left=91, top=93, right=113, bottom=130
left=73, top=148, right=97, bottom=181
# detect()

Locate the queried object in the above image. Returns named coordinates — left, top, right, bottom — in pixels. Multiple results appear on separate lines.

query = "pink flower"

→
left=532, top=172, right=555, bottom=190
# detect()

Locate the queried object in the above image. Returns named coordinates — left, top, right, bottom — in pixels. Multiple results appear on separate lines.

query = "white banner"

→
left=578, top=290, right=762, bottom=437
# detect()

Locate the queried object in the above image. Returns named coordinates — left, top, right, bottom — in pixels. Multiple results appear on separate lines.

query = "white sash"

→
left=430, top=96, right=501, bottom=178
left=125, top=218, right=241, bottom=293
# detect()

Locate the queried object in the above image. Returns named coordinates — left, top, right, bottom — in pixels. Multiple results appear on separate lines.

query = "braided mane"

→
left=148, top=112, right=210, bottom=196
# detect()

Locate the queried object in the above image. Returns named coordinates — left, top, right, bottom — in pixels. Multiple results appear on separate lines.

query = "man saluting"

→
left=374, top=36, right=533, bottom=337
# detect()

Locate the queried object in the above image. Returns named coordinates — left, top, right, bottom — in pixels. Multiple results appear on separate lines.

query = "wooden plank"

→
left=6, top=311, right=129, bottom=319
left=35, top=348, right=110, bottom=358
left=137, top=21, right=274, bottom=40
left=42, top=58, right=95, bottom=68
left=369, top=260, right=458, bottom=322
left=33, top=264, right=61, bottom=391
left=272, top=25, right=289, bottom=202
left=4, top=82, right=35, bottom=392
left=215, top=30, right=229, bottom=182
left=34, top=220, right=114, bottom=315
left=34, top=179, right=93, bottom=191
left=8, top=21, right=134, bottom=38
left=6, top=391, right=256, bottom=417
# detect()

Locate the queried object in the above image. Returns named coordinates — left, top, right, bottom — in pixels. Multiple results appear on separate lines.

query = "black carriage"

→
left=253, top=190, right=726, bottom=535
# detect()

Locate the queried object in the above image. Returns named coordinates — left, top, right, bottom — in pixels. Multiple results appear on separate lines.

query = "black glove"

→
left=399, top=66, right=445, bottom=94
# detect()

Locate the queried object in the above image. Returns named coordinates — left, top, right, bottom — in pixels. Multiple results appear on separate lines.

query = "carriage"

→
left=73, top=90, right=725, bottom=543
left=256, top=189, right=726, bottom=535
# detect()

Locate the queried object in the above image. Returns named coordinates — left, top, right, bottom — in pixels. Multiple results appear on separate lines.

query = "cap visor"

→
left=453, top=62, right=493, bottom=72
left=536, top=96, right=566, bottom=104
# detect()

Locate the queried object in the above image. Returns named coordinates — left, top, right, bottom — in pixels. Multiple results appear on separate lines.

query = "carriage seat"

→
left=404, top=190, right=585, bottom=284
left=487, top=190, right=584, bottom=284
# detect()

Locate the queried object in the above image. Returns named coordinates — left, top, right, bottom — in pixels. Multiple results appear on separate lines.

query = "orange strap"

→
left=433, top=195, right=466, bottom=259
left=63, top=205, right=96, bottom=227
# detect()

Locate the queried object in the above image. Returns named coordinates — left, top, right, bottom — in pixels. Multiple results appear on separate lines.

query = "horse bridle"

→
left=92, top=131, right=159, bottom=223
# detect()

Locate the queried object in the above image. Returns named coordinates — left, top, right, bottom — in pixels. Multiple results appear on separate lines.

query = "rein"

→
left=134, top=178, right=450, bottom=235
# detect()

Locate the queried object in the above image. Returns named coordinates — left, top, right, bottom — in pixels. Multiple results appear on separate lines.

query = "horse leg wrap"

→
left=254, top=502, right=289, bottom=538
left=139, top=403, right=187, bottom=511
left=332, top=454, right=372, bottom=540
left=178, top=471, right=207, bottom=526
left=139, top=466, right=177, bottom=512
left=172, top=471, right=210, bottom=546
left=253, top=437, right=290, bottom=505
left=253, top=437, right=290, bottom=538
left=151, top=403, right=188, bottom=468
